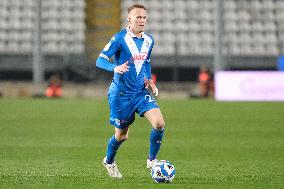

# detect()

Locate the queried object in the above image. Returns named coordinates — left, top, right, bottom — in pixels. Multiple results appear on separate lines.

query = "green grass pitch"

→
left=0, top=98, right=283, bottom=188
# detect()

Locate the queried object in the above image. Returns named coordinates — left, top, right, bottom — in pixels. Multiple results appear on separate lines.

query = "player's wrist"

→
left=148, top=79, right=154, bottom=83
left=113, top=66, right=120, bottom=73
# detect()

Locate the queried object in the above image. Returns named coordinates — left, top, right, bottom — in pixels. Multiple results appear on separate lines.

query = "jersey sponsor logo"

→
left=132, top=52, right=148, bottom=61
left=124, top=32, right=153, bottom=76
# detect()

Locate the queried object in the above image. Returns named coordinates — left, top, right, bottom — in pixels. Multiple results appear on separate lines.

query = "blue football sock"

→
left=148, top=128, right=164, bottom=161
left=106, top=135, right=123, bottom=164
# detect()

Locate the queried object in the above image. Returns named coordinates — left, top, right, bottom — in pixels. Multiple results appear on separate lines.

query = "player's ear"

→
left=127, top=16, right=131, bottom=23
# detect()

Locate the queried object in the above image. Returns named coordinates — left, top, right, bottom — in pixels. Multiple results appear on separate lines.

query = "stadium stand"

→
left=0, top=0, right=85, bottom=55
left=0, top=0, right=283, bottom=57
left=121, top=0, right=282, bottom=57
left=0, top=0, right=283, bottom=80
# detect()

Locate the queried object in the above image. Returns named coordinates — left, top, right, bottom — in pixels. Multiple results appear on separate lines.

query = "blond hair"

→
left=128, top=3, right=146, bottom=14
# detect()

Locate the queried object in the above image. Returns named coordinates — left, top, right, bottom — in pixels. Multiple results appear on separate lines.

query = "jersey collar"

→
left=126, top=26, right=145, bottom=38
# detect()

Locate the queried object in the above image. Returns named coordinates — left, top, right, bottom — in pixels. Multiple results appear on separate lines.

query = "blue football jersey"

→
left=99, top=27, right=154, bottom=94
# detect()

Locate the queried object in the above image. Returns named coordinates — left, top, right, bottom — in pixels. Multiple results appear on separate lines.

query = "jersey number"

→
left=145, top=95, right=154, bottom=102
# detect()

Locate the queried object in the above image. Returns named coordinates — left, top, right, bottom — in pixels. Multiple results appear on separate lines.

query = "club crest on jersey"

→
left=132, top=52, right=148, bottom=61
left=145, top=41, right=150, bottom=48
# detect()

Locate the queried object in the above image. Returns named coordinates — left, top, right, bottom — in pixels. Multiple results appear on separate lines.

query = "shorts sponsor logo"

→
left=114, top=118, right=120, bottom=126
left=114, top=118, right=126, bottom=126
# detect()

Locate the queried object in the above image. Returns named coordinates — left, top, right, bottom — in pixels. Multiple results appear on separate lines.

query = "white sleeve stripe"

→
left=99, top=53, right=110, bottom=60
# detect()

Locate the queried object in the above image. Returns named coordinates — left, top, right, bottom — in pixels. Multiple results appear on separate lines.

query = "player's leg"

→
left=103, top=126, right=129, bottom=178
left=144, top=108, right=165, bottom=168
left=103, top=89, right=136, bottom=177
left=105, top=92, right=133, bottom=164
left=105, top=127, right=129, bottom=164
left=144, top=108, right=165, bottom=130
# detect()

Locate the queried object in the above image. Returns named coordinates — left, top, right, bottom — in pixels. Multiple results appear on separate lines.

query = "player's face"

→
left=128, top=8, right=147, bottom=34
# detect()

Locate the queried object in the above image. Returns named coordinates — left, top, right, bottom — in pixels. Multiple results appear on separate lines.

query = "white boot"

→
left=147, top=159, right=158, bottom=169
left=102, top=157, right=122, bottom=178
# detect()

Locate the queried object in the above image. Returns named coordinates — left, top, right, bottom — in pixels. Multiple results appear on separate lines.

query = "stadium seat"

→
left=200, top=21, right=213, bottom=32
left=263, top=22, right=276, bottom=32
left=0, top=41, right=5, bottom=52
left=175, top=0, right=187, bottom=10
left=20, top=42, right=32, bottom=53
left=224, top=0, right=237, bottom=10
left=224, top=11, right=238, bottom=21
left=0, top=8, right=8, bottom=18
left=230, top=44, right=241, bottom=55
left=178, top=33, right=190, bottom=43
left=239, top=21, right=250, bottom=32
left=239, top=33, right=251, bottom=43
left=225, top=21, right=238, bottom=32
left=176, top=21, right=189, bottom=32
left=201, top=32, right=214, bottom=43
left=265, top=44, right=278, bottom=55
left=251, top=22, right=263, bottom=32
left=188, top=21, right=200, bottom=31
left=240, top=44, right=252, bottom=55
left=263, top=0, right=275, bottom=10
left=187, top=0, right=199, bottom=10
left=175, top=10, right=187, bottom=20
left=238, top=10, right=250, bottom=21
left=163, top=0, right=173, bottom=10
left=7, top=41, right=19, bottom=53
left=179, top=43, right=188, bottom=55
left=250, top=0, right=262, bottom=10
left=162, top=10, right=174, bottom=21
left=160, top=21, right=173, bottom=31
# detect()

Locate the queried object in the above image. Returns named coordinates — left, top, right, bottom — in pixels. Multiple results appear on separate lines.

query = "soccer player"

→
left=96, top=4, right=165, bottom=178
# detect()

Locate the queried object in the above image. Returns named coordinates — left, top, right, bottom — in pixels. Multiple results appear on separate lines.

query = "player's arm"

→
left=96, top=35, right=129, bottom=73
left=145, top=76, right=159, bottom=97
left=96, top=55, right=129, bottom=73
left=96, top=54, right=116, bottom=71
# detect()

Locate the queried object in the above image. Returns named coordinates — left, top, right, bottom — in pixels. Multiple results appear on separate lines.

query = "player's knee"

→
left=122, top=135, right=128, bottom=141
left=116, top=134, right=128, bottom=142
left=154, top=120, right=165, bottom=130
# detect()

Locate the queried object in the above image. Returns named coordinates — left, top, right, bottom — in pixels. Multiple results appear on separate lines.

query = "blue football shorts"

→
left=108, top=89, right=159, bottom=129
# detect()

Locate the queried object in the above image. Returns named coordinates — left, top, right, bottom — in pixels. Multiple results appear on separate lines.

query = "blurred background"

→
left=0, top=0, right=283, bottom=98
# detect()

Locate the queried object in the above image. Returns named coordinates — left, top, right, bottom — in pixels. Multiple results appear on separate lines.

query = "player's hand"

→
left=114, top=61, right=130, bottom=74
left=145, top=79, right=159, bottom=96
